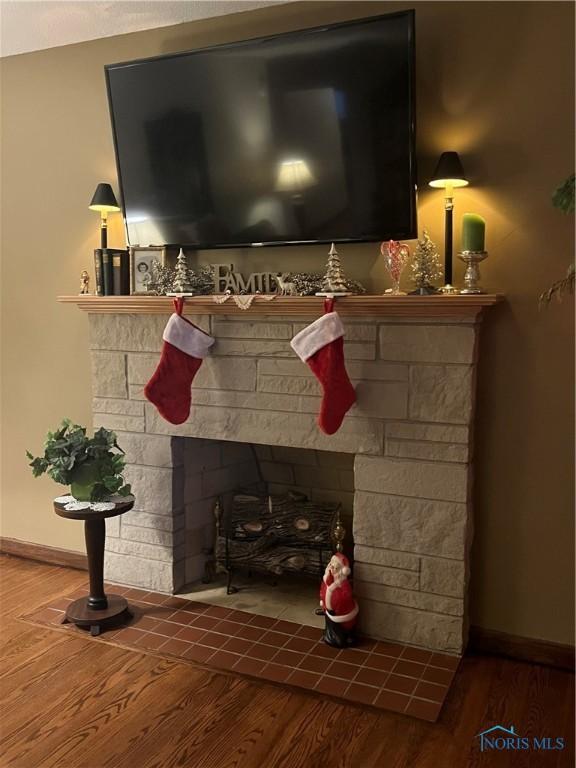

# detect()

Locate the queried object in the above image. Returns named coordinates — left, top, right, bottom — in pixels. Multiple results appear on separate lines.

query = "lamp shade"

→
left=89, top=183, right=120, bottom=212
left=428, top=152, right=468, bottom=189
left=276, top=159, right=315, bottom=193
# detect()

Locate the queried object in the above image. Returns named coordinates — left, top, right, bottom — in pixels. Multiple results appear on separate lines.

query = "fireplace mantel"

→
left=58, top=294, right=502, bottom=318
left=81, top=302, right=502, bottom=653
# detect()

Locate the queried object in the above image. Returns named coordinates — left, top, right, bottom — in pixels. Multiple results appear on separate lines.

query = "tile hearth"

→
left=24, top=584, right=460, bottom=723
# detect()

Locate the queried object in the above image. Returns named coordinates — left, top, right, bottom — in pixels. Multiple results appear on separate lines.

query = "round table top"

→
left=53, top=495, right=135, bottom=521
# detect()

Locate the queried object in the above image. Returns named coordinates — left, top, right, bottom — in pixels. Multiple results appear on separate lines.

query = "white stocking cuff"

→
left=290, top=312, right=344, bottom=362
left=163, top=314, right=215, bottom=358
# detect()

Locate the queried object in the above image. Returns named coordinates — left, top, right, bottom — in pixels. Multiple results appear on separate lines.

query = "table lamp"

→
left=89, top=183, right=120, bottom=248
left=429, top=152, right=468, bottom=293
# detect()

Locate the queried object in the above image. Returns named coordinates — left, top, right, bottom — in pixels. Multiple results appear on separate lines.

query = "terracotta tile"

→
left=153, top=621, right=180, bottom=638
left=314, top=676, right=351, bottom=697
left=236, top=625, right=264, bottom=642
left=209, top=650, right=240, bottom=670
left=203, top=605, right=233, bottom=620
left=374, top=690, right=410, bottom=713
left=338, top=648, right=370, bottom=666
left=401, top=647, right=433, bottom=665
left=260, top=630, right=289, bottom=647
left=356, top=637, right=378, bottom=652
left=142, top=606, right=175, bottom=621
left=133, top=616, right=161, bottom=632
left=284, top=636, right=316, bottom=654
left=140, top=592, right=167, bottom=605
left=405, top=698, right=442, bottom=722
left=127, top=602, right=151, bottom=615
left=287, top=669, right=321, bottom=689
left=113, top=627, right=147, bottom=645
left=198, top=632, right=228, bottom=650
left=125, top=588, right=151, bottom=600
left=354, top=667, right=390, bottom=688
left=308, top=643, right=340, bottom=660
left=430, top=652, right=461, bottom=670
left=180, top=601, right=208, bottom=614
left=175, top=626, right=207, bottom=643
left=271, top=649, right=304, bottom=667
left=222, top=637, right=254, bottom=655
left=297, top=655, right=332, bottom=674
left=372, top=641, right=404, bottom=658
left=326, top=661, right=358, bottom=681
left=168, top=610, right=196, bottom=626
left=346, top=682, right=379, bottom=706
left=386, top=674, right=418, bottom=696
left=248, top=614, right=276, bottom=630
left=364, top=653, right=396, bottom=673
left=261, top=663, right=292, bottom=683
left=233, top=656, right=266, bottom=676
left=422, top=666, right=455, bottom=686
left=273, top=619, right=301, bottom=635
left=183, top=644, right=215, bottom=663
left=136, top=632, right=168, bottom=651
left=213, top=619, right=241, bottom=636
left=392, top=660, right=426, bottom=679
left=245, top=643, right=278, bottom=662
left=414, top=681, right=448, bottom=703
left=163, top=597, right=189, bottom=609
left=107, top=584, right=130, bottom=595
left=190, top=615, right=220, bottom=631
left=296, top=625, right=323, bottom=641
left=161, top=638, right=192, bottom=656
left=226, top=609, right=253, bottom=623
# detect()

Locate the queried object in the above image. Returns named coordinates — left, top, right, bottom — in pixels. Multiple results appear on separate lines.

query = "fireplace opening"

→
left=177, top=438, right=355, bottom=627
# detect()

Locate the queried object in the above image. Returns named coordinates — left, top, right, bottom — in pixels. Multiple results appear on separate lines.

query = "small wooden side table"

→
left=54, top=496, right=134, bottom=636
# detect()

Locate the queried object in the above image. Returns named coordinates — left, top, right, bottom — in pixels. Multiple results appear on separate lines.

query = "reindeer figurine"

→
left=276, top=273, right=297, bottom=296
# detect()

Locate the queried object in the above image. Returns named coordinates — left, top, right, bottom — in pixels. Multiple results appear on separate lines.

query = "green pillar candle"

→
left=461, top=213, right=486, bottom=252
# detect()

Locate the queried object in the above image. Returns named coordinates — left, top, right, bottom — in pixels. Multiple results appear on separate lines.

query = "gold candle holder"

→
left=458, top=250, right=488, bottom=294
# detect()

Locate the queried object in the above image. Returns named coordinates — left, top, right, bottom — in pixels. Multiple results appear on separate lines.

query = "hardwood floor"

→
left=0, top=555, right=573, bottom=768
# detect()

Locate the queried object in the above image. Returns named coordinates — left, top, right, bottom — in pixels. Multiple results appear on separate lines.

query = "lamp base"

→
left=439, top=284, right=459, bottom=295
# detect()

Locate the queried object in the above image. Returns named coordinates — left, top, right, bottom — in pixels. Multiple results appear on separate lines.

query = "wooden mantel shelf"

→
left=57, top=294, right=503, bottom=318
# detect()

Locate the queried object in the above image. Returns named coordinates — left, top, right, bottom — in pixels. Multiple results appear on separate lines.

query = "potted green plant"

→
left=26, top=419, right=131, bottom=502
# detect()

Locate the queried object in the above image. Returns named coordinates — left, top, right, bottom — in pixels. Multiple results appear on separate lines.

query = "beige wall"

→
left=1, top=1, right=573, bottom=645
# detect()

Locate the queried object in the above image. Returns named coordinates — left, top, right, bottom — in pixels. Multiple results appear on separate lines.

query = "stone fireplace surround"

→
left=86, top=306, right=485, bottom=654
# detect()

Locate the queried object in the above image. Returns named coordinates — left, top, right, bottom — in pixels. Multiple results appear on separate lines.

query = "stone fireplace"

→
left=87, top=304, right=487, bottom=654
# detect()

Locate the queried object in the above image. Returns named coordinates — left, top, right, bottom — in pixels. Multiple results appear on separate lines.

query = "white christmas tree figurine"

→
left=316, top=243, right=351, bottom=296
left=410, top=230, right=442, bottom=295
left=169, top=248, right=194, bottom=295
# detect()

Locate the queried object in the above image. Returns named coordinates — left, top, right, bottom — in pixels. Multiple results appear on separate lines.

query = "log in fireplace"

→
left=214, top=490, right=341, bottom=594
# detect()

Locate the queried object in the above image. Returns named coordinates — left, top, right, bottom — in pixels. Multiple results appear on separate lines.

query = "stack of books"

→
left=94, top=248, right=129, bottom=295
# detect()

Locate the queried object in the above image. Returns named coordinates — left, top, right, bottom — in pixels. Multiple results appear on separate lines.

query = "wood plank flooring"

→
left=0, top=555, right=574, bottom=768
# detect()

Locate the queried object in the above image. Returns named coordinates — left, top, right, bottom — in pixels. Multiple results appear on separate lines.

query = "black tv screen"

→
left=106, top=10, right=416, bottom=249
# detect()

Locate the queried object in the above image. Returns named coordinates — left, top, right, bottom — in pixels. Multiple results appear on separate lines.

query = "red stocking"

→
left=290, top=299, right=356, bottom=435
left=144, top=299, right=214, bottom=425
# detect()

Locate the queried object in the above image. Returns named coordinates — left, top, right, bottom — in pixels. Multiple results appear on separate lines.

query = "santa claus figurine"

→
left=319, top=553, right=359, bottom=648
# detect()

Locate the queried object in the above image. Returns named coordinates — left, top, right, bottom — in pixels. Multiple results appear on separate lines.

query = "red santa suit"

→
left=319, top=553, right=358, bottom=645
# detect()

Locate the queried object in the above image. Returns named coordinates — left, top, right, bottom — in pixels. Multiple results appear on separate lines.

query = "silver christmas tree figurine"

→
left=168, top=248, right=194, bottom=295
left=316, top=243, right=351, bottom=296
left=410, top=230, right=442, bottom=295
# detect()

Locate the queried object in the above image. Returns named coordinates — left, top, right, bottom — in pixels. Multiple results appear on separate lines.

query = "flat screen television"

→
left=105, top=10, right=416, bottom=249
